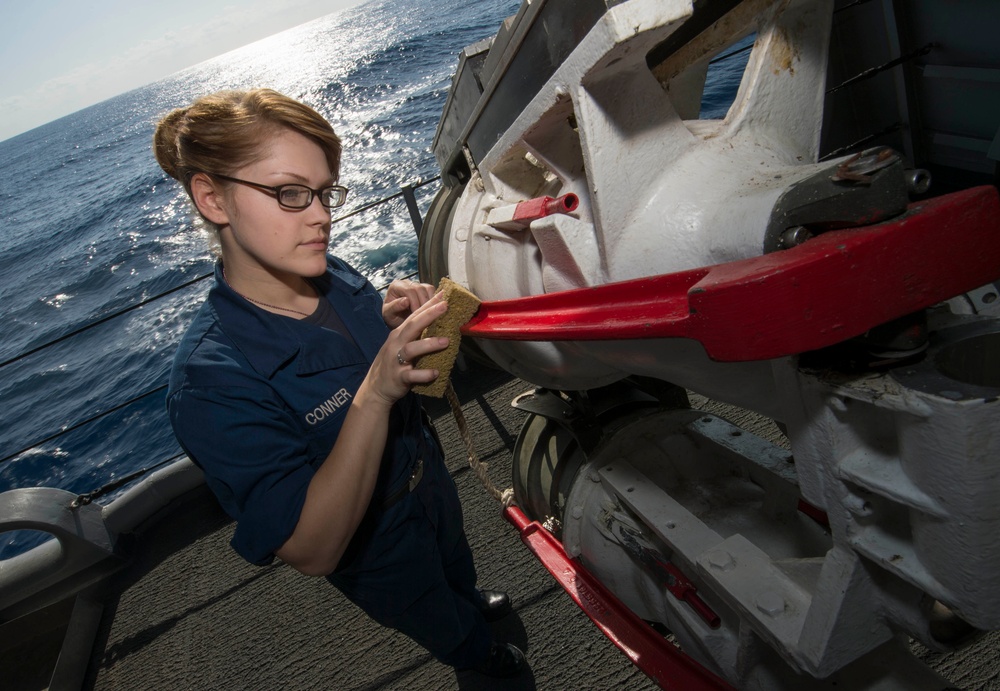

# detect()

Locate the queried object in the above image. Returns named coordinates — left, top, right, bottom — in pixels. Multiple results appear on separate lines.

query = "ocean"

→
left=0, top=0, right=747, bottom=557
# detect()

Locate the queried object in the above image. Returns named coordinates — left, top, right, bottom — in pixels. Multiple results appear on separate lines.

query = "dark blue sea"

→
left=0, top=0, right=748, bottom=557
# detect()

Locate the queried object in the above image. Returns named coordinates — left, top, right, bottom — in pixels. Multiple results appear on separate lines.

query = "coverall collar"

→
left=208, top=259, right=378, bottom=379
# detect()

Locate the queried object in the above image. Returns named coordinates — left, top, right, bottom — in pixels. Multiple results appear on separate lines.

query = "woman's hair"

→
left=153, top=89, right=342, bottom=229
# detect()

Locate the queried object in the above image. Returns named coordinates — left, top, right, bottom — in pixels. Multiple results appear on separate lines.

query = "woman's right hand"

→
left=364, top=291, right=450, bottom=406
left=279, top=292, right=449, bottom=576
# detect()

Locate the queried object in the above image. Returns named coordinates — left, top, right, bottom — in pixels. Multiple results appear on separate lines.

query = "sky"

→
left=0, top=0, right=364, bottom=142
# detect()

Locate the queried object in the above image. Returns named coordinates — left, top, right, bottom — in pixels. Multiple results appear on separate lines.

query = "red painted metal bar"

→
left=488, top=193, right=581, bottom=230
left=464, top=186, right=1000, bottom=362
left=503, top=505, right=735, bottom=690
left=656, top=557, right=721, bottom=629
left=513, top=192, right=580, bottom=220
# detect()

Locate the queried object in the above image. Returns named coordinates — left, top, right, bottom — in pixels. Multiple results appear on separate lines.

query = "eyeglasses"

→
left=208, top=173, right=349, bottom=210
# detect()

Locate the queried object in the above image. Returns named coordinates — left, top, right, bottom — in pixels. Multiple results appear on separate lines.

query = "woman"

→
left=153, top=89, right=524, bottom=678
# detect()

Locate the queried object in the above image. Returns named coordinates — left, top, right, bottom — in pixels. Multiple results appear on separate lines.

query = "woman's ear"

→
left=190, top=173, right=231, bottom=227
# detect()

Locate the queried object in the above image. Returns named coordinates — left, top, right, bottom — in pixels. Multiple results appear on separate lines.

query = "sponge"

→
left=412, top=277, right=481, bottom=397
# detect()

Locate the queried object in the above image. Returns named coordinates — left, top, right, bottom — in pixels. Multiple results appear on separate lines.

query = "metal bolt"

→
left=571, top=506, right=584, bottom=520
left=755, top=591, right=786, bottom=617
left=905, top=168, right=931, bottom=195
left=780, top=226, right=813, bottom=249
left=707, top=550, right=735, bottom=572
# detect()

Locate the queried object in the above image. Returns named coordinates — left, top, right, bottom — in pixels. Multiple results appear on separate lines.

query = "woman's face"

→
left=218, top=128, right=334, bottom=282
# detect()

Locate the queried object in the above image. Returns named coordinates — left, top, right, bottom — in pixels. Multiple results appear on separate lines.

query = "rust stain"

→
left=770, top=26, right=798, bottom=75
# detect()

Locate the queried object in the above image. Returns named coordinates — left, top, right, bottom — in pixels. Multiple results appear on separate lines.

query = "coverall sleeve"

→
left=168, top=381, right=316, bottom=565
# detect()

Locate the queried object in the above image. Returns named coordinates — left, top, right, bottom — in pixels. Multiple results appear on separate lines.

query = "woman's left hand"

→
left=382, top=279, right=437, bottom=328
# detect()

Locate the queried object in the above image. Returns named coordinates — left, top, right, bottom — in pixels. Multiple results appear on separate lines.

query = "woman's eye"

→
left=279, top=187, right=310, bottom=206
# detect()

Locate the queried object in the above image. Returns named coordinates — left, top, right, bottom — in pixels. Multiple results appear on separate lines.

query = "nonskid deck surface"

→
left=82, top=362, right=1000, bottom=690
left=84, top=363, right=657, bottom=691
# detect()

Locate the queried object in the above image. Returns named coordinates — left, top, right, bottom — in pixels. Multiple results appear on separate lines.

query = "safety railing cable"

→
left=0, top=385, right=169, bottom=466
left=709, top=42, right=752, bottom=65
left=330, top=176, right=439, bottom=224
left=72, top=452, right=186, bottom=507
left=0, top=272, right=212, bottom=370
left=1, top=177, right=439, bottom=485
left=0, top=176, right=440, bottom=372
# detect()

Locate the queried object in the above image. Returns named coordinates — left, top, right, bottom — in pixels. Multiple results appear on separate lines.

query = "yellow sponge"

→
left=412, top=277, right=481, bottom=397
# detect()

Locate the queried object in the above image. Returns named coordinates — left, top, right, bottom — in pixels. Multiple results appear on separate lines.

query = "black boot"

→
left=473, top=641, right=526, bottom=677
left=477, top=589, right=512, bottom=622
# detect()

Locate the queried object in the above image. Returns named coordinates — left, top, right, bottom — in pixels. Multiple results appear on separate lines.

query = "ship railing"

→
left=0, top=176, right=440, bottom=623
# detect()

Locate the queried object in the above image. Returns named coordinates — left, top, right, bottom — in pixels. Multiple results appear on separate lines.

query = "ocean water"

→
left=0, top=0, right=520, bottom=556
left=0, top=0, right=748, bottom=557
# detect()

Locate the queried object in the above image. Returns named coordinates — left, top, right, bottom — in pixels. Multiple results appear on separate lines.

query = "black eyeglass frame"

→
left=207, top=172, right=349, bottom=210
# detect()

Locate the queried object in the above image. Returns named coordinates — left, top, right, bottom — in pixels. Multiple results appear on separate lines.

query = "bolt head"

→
left=706, top=550, right=735, bottom=572
left=755, top=591, right=786, bottom=617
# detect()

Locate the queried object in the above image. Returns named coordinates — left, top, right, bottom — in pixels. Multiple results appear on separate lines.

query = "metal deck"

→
left=5, top=361, right=999, bottom=690
left=81, top=364, right=658, bottom=690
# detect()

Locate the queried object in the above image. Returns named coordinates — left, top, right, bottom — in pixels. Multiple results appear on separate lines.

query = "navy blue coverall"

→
left=167, top=256, right=491, bottom=667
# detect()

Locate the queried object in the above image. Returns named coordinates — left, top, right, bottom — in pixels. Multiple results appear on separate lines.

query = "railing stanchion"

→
left=401, top=184, right=423, bottom=235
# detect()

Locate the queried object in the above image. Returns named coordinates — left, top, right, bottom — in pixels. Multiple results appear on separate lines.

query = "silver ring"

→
left=397, top=350, right=408, bottom=366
